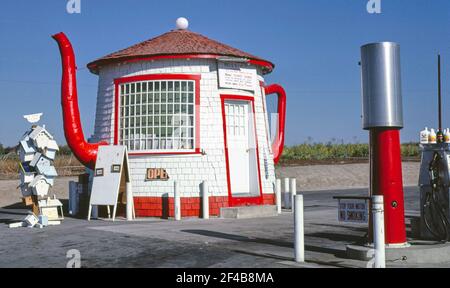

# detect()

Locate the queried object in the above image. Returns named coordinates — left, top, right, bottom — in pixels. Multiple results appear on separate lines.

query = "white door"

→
left=224, top=100, right=260, bottom=197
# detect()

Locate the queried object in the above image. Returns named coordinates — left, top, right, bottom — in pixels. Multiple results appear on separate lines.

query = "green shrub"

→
left=281, top=141, right=419, bottom=161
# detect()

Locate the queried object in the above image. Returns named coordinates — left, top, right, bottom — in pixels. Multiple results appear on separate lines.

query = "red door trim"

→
left=220, top=94, right=263, bottom=206
left=114, top=74, right=201, bottom=155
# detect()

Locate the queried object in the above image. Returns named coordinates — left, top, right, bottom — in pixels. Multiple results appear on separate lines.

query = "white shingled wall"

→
left=92, top=58, right=276, bottom=199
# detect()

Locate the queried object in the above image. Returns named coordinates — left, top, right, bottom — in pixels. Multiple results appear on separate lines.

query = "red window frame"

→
left=220, top=94, right=264, bottom=206
left=114, top=74, right=201, bottom=156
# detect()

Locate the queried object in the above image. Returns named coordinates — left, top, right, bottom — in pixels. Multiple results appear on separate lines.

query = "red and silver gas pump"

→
left=360, top=42, right=408, bottom=246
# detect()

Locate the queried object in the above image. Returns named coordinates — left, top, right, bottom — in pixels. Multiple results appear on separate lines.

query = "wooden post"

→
left=31, top=195, right=39, bottom=215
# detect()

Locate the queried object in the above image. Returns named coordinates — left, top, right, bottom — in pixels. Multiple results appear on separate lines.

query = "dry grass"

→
left=0, top=155, right=83, bottom=180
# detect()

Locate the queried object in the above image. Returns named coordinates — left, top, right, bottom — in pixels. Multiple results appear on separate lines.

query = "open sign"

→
left=146, top=168, right=169, bottom=181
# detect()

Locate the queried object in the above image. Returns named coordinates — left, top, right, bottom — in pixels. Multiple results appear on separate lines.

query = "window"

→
left=118, top=79, right=196, bottom=152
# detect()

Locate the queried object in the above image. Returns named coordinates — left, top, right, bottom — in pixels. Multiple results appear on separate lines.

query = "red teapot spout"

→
left=52, top=32, right=107, bottom=169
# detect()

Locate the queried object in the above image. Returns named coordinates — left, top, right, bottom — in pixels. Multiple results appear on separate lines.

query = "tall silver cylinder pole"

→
left=284, top=178, right=290, bottom=209
left=372, top=195, right=386, bottom=268
left=294, top=194, right=305, bottom=262
left=202, top=181, right=209, bottom=219
left=275, top=179, right=282, bottom=214
left=174, top=181, right=181, bottom=221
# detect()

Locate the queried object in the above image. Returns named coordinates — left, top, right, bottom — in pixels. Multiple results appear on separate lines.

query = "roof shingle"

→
left=87, top=29, right=274, bottom=74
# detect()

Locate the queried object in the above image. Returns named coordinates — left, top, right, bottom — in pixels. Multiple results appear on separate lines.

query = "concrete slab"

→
left=220, top=205, right=277, bottom=219
left=277, top=260, right=336, bottom=268
left=347, top=240, right=450, bottom=264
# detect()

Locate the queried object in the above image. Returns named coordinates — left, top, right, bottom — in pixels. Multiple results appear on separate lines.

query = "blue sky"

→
left=0, top=0, right=449, bottom=147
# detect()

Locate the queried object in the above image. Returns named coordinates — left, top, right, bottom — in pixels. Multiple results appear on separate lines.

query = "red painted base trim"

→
left=133, top=194, right=275, bottom=218
left=262, top=194, right=276, bottom=205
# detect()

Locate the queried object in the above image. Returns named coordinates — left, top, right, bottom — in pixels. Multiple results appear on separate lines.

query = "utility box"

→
left=360, top=42, right=403, bottom=130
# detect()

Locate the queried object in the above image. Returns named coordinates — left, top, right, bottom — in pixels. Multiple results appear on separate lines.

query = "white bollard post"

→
left=275, top=179, right=282, bottom=214
left=290, top=178, right=297, bottom=213
left=202, top=181, right=209, bottom=219
left=126, top=182, right=133, bottom=221
left=284, top=178, right=290, bottom=209
left=294, top=194, right=305, bottom=262
left=174, top=181, right=181, bottom=221
left=372, top=195, right=386, bottom=268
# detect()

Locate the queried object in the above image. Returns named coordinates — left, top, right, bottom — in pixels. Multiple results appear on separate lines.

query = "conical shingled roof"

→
left=87, top=29, right=274, bottom=74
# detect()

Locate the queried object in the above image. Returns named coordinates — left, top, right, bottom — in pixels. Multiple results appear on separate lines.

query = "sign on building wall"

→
left=146, top=168, right=169, bottom=181
left=218, top=61, right=258, bottom=92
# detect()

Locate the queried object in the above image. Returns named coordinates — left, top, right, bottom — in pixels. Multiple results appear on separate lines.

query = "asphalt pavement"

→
left=0, top=186, right=438, bottom=268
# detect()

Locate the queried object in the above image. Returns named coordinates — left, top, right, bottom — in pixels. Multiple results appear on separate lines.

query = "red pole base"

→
left=370, top=128, right=407, bottom=245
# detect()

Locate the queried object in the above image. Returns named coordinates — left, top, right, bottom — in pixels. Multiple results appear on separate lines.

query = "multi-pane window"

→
left=225, top=102, right=248, bottom=137
left=118, top=80, right=196, bottom=152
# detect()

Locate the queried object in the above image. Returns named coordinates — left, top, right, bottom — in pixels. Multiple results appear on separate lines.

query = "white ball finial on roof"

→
left=176, top=17, right=189, bottom=30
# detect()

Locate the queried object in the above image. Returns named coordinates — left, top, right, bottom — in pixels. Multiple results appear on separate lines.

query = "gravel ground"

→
left=0, top=177, right=76, bottom=207
left=276, top=162, right=419, bottom=192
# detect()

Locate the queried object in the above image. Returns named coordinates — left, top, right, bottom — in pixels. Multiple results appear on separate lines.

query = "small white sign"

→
left=338, top=199, right=368, bottom=223
left=218, top=61, right=257, bottom=92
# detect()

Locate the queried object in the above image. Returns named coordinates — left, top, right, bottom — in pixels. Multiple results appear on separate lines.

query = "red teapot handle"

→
left=264, top=84, right=286, bottom=165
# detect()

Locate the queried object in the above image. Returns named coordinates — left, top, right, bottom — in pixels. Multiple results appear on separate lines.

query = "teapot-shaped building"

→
left=53, top=19, right=286, bottom=217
